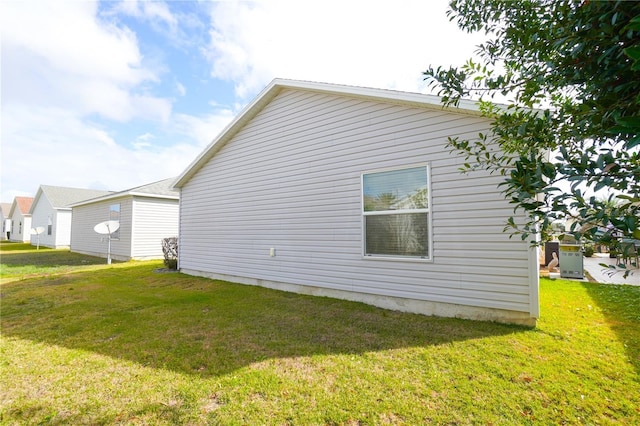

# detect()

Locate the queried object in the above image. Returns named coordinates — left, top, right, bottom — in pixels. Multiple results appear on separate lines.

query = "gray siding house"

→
left=29, top=185, right=113, bottom=248
left=174, top=79, right=539, bottom=325
left=70, top=178, right=179, bottom=261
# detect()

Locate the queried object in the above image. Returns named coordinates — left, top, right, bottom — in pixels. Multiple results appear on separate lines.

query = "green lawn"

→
left=0, top=242, right=113, bottom=283
left=1, top=244, right=639, bottom=425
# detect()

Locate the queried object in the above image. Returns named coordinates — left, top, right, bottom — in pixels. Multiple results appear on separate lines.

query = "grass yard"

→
left=1, top=242, right=639, bottom=425
left=0, top=242, right=110, bottom=284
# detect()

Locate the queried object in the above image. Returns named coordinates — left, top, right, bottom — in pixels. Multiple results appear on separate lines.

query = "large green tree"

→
left=424, top=0, right=640, bottom=246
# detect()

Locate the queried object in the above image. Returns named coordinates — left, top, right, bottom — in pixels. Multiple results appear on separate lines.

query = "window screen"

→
left=362, top=166, right=430, bottom=258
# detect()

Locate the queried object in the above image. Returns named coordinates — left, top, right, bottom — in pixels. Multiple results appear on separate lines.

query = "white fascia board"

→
left=68, top=194, right=127, bottom=208
left=128, top=192, right=179, bottom=201
left=69, top=192, right=178, bottom=208
left=275, top=78, right=484, bottom=114
left=173, top=79, right=284, bottom=189
left=173, top=78, right=488, bottom=189
left=28, top=187, right=45, bottom=215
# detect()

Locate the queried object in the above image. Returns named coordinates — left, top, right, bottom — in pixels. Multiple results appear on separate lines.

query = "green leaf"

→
left=426, top=0, right=640, bottom=244
left=625, top=14, right=640, bottom=31
left=624, top=46, right=640, bottom=61
left=615, top=115, right=640, bottom=127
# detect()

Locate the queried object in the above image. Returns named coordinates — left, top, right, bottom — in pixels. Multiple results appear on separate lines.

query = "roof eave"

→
left=174, top=79, right=285, bottom=189
left=69, top=191, right=179, bottom=207
left=28, top=187, right=45, bottom=215
left=128, top=192, right=180, bottom=200
left=173, top=78, right=487, bottom=189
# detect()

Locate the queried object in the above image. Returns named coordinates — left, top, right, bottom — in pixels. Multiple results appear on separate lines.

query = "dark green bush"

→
left=583, top=245, right=595, bottom=258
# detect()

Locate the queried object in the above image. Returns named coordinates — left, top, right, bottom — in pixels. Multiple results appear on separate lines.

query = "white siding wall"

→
left=179, top=89, right=536, bottom=322
left=56, top=210, right=73, bottom=247
left=29, top=199, right=72, bottom=248
left=130, top=197, right=179, bottom=259
left=30, top=199, right=55, bottom=247
left=1, top=211, right=9, bottom=240
left=10, top=211, right=31, bottom=242
left=1, top=219, right=9, bottom=240
left=70, top=198, right=133, bottom=260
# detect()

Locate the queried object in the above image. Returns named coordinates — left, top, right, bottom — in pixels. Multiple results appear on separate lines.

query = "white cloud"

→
left=0, top=105, right=206, bottom=200
left=142, top=1, right=178, bottom=30
left=172, top=109, right=237, bottom=149
left=1, top=0, right=169, bottom=122
left=205, top=0, right=483, bottom=99
left=108, top=0, right=179, bottom=37
left=0, top=0, right=485, bottom=203
left=0, top=0, right=183, bottom=201
left=176, top=82, right=187, bottom=96
left=132, top=132, right=155, bottom=149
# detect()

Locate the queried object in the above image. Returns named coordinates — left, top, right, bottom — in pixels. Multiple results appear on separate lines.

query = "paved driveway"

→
left=583, top=253, right=640, bottom=285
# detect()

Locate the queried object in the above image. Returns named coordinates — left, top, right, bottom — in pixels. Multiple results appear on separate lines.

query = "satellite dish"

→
left=30, top=226, right=45, bottom=250
left=30, top=226, right=45, bottom=235
left=93, top=220, right=120, bottom=265
left=94, top=220, right=120, bottom=235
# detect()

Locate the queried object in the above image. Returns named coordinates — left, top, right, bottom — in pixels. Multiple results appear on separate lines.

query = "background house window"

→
left=109, top=203, right=120, bottom=239
left=362, top=165, right=431, bottom=259
left=47, top=216, right=52, bottom=235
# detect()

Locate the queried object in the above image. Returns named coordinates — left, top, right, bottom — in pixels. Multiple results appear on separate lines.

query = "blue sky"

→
left=1, top=0, right=484, bottom=202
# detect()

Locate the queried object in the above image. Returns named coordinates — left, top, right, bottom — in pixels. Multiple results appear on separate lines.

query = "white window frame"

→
left=361, top=163, right=433, bottom=262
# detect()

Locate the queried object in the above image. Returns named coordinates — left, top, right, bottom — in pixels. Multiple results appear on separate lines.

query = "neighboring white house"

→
left=173, top=79, right=539, bottom=326
left=69, top=178, right=179, bottom=261
left=1, top=203, right=11, bottom=240
left=8, top=197, right=34, bottom=243
left=29, top=185, right=113, bottom=249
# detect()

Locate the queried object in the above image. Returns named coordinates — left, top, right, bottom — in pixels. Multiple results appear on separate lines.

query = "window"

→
left=47, top=216, right=52, bottom=235
left=109, top=204, right=120, bottom=239
left=362, top=165, right=431, bottom=259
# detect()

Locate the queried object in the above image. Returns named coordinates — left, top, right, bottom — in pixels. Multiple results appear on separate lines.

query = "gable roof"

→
left=0, top=203, right=11, bottom=217
left=30, top=185, right=114, bottom=213
left=173, top=78, right=484, bottom=189
left=9, top=196, right=34, bottom=217
left=69, top=177, right=179, bottom=207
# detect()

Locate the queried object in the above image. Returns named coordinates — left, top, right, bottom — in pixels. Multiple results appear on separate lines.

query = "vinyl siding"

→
left=179, top=89, right=534, bottom=315
left=29, top=199, right=73, bottom=248
left=130, top=197, right=179, bottom=259
left=56, top=210, right=73, bottom=247
left=29, top=198, right=55, bottom=247
left=1, top=218, right=9, bottom=240
left=10, top=211, right=31, bottom=243
left=70, top=198, right=133, bottom=260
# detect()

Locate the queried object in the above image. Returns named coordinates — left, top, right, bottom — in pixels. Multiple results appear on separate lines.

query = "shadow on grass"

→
left=1, top=263, right=526, bottom=378
left=583, top=282, right=640, bottom=375
left=1, top=249, right=115, bottom=268
left=0, top=241, right=49, bottom=252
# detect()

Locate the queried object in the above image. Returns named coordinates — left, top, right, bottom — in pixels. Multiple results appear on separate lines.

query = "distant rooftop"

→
left=11, top=196, right=34, bottom=215
left=69, top=177, right=179, bottom=207
left=38, top=185, right=114, bottom=209
left=125, top=177, right=179, bottom=198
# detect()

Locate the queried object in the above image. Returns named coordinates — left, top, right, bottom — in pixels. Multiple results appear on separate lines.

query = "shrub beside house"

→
left=70, top=178, right=179, bottom=261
